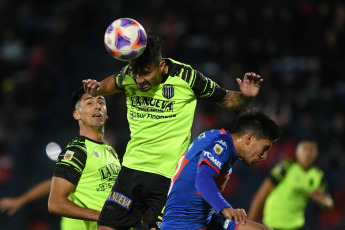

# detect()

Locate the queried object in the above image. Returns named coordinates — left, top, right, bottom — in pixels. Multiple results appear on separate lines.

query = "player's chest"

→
left=284, top=166, right=320, bottom=195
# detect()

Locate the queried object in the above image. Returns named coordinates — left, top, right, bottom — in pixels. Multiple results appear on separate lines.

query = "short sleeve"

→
left=191, top=71, right=226, bottom=102
left=53, top=146, right=87, bottom=185
left=269, top=161, right=292, bottom=185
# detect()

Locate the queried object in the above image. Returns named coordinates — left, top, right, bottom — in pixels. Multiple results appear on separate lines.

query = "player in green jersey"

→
left=47, top=87, right=121, bottom=230
left=248, top=140, right=334, bottom=230
left=83, top=35, right=263, bottom=230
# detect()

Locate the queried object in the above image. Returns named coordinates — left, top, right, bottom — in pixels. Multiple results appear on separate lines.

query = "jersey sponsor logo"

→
left=99, top=163, right=121, bottom=181
left=216, top=140, right=227, bottom=149
left=64, top=150, right=74, bottom=161
left=93, top=151, right=99, bottom=157
left=204, top=151, right=222, bottom=168
left=213, top=144, right=223, bottom=155
left=130, top=96, right=174, bottom=113
left=162, top=84, right=174, bottom=99
left=129, top=111, right=177, bottom=119
left=107, top=191, right=132, bottom=210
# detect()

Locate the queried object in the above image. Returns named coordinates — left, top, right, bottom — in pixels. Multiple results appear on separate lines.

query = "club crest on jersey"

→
left=162, top=84, right=174, bottom=99
left=64, top=150, right=74, bottom=161
left=107, top=147, right=117, bottom=158
left=213, top=144, right=224, bottom=155
left=93, top=151, right=99, bottom=158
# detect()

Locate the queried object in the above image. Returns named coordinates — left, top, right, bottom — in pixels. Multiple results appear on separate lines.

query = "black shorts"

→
left=98, top=166, right=171, bottom=230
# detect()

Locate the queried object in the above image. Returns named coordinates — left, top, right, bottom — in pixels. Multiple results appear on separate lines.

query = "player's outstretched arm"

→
left=0, top=179, right=52, bottom=216
left=218, top=72, right=263, bottom=110
left=48, top=177, right=100, bottom=221
left=247, top=178, right=275, bottom=221
left=82, top=74, right=122, bottom=97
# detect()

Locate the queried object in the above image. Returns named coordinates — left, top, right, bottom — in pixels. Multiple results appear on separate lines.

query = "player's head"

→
left=295, top=140, right=318, bottom=169
left=232, top=110, right=281, bottom=166
left=129, top=35, right=166, bottom=92
left=71, top=87, right=108, bottom=129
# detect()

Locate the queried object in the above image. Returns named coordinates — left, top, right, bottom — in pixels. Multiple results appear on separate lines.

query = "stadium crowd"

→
left=0, top=0, right=344, bottom=229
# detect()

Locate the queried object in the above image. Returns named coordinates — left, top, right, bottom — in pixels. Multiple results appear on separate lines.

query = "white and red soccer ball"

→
left=104, top=18, right=147, bottom=61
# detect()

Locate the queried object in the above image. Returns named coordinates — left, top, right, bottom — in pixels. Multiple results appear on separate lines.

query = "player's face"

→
left=130, top=61, right=165, bottom=92
left=242, top=135, right=272, bottom=166
left=75, top=93, right=107, bottom=128
left=296, top=141, right=318, bottom=169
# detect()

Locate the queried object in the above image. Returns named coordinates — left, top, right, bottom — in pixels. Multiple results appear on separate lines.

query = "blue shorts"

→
left=208, top=212, right=240, bottom=230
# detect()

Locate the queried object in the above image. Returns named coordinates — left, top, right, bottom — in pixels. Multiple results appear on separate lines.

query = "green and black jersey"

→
left=115, top=58, right=226, bottom=178
left=263, top=160, right=328, bottom=229
left=53, top=136, right=121, bottom=230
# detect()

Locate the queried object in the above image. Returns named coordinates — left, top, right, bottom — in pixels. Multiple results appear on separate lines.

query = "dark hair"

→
left=71, top=87, right=85, bottom=110
left=129, top=35, right=164, bottom=73
left=233, top=109, right=281, bottom=142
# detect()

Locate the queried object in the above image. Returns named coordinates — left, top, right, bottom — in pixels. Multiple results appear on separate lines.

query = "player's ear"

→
left=73, top=110, right=81, bottom=120
left=246, top=133, right=255, bottom=145
left=159, top=60, right=165, bottom=72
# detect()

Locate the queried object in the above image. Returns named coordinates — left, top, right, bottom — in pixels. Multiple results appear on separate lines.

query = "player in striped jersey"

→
left=83, top=35, right=263, bottom=230
left=48, top=87, right=121, bottom=230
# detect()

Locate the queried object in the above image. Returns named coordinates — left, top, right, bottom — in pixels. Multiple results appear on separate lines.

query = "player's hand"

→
left=0, top=197, right=24, bottom=216
left=221, top=207, right=247, bottom=225
left=82, top=79, right=101, bottom=96
left=309, top=189, right=325, bottom=203
left=236, top=72, right=263, bottom=99
left=310, top=189, right=333, bottom=210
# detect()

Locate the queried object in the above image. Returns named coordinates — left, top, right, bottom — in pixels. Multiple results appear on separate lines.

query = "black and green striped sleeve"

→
left=269, top=161, right=293, bottom=185
left=53, top=146, right=87, bottom=185
left=180, top=67, right=226, bottom=102
left=114, top=65, right=130, bottom=91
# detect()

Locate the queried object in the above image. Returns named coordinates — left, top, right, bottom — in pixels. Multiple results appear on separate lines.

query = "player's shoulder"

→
left=66, top=136, right=87, bottom=153
left=309, top=164, right=325, bottom=176
left=281, top=159, right=295, bottom=168
left=165, top=58, right=193, bottom=69
left=211, top=129, right=231, bottom=142
left=271, top=160, right=294, bottom=175
left=203, top=129, right=231, bottom=151
left=165, top=58, right=196, bottom=78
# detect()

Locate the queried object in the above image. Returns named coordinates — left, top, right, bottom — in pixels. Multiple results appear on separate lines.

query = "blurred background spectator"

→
left=0, top=0, right=344, bottom=229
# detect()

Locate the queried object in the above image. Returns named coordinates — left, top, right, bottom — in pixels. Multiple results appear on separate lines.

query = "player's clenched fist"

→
left=221, top=207, right=247, bottom=225
left=82, top=79, right=101, bottom=96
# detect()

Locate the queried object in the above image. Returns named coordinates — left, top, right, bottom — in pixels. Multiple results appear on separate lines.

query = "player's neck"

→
left=298, top=162, right=312, bottom=171
left=79, top=126, right=105, bottom=142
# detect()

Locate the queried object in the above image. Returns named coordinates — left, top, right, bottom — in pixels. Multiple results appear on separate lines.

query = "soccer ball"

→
left=104, top=18, right=147, bottom=61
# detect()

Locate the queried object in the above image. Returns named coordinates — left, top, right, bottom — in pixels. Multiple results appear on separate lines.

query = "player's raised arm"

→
left=217, top=72, right=263, bottom=110
left=82, top=74, right=122, bottom=97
